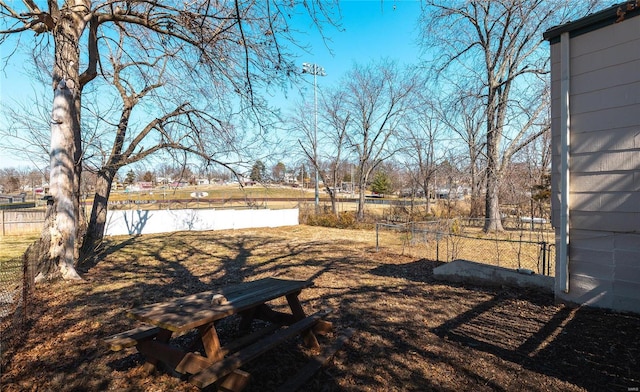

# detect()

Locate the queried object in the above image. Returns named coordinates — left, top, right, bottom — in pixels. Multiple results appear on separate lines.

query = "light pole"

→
left=302, top=62, right=326, bottom=212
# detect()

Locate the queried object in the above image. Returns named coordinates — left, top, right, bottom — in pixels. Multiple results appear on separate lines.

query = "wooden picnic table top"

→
left=127, top=277, right=313, bottom=333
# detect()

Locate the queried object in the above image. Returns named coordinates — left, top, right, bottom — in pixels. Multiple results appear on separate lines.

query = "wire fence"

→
left=1, top=252, right=35, bottom=363
left=376, top=218, right=556, bottom=276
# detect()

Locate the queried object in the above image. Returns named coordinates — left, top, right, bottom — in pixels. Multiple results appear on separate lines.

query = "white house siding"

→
left=548, top=9, right=640, bottom=313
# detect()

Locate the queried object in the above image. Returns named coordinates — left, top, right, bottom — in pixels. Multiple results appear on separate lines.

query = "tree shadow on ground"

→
left=429, top=285, right=640, bottom=391
left=1, top=229, right=354, bottom=391
left=4, top=228, right=640, bottom=392
left=369, top=258, right=640, bottom=391
left=369, top=258, right=445, bottom=283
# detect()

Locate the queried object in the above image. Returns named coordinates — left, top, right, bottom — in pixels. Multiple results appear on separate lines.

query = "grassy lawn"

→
left=376, top=223, right=556, bottom=275
left=0, top=234, right=38, bottom=285
left=107, top=184, right=321, bottom=203
left=0, top=234, right=38, bottom=261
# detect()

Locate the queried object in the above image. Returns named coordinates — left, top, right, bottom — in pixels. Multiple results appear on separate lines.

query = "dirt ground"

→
left=1, top=225, right=639, bottom=391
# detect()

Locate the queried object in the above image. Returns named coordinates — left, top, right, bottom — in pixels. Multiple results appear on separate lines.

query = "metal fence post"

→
left=376, top=223, right=379, bottom=252
left=540, top=241, right=547, bottom=275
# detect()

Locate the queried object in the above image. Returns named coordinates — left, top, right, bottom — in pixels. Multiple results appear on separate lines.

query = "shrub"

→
left=305, top=210, right=359, bottom=229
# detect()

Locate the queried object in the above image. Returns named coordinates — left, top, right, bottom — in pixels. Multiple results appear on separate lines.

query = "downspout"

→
left=559, top=32, right=570, bottom=293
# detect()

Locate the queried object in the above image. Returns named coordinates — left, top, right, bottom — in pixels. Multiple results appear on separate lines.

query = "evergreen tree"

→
left=371, top=172, right=393, bottom=195
left=125, top=170, right=136, bottom=185
left=250, top=161, right=265, bottom=182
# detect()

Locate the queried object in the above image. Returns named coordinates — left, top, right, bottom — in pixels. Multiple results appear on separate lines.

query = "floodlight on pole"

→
left=302, top=62, right=326, bottom=212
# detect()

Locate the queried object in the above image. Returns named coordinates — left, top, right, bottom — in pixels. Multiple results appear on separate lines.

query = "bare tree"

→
left=419, top=0, right=599, bottom=232
left=271, top=162, right=286, bottom=183
left=293, top=85, right=351, bottom=216
left=80, top=36, right=240, bottom=259
left=0, top=168, right=20, bottom=193
left=437, top=87, right=486, bottom=218
left=318, top=88, right=352, bottom=215
left=399, top=96, right=445, bottom=216
left=514, top=125, right=552, bottom=221
left=342, top=60, right=416, bottom=220
left=0, top=1, right=338, bottom=280
left=1, top=95, right=51, bottom=169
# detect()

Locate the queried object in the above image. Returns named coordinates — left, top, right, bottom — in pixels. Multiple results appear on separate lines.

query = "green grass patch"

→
left=0, top=234, right=38, bottom=285
left=0, top=234, right=38, bottom=261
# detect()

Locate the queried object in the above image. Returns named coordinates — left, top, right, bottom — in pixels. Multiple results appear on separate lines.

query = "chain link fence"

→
left=1, top=252, right=35, bottom=364
left=376, top=218, right=556, bottom=276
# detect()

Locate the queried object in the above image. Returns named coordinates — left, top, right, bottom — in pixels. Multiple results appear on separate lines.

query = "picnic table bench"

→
left=104, top=277, right=335, bottom=390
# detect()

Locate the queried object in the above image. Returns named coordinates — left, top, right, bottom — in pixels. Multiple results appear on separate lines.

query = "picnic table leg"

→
left=140, top=328, right=173, bottom=373
left=238, top=307, right=257, bottom=334
left=286, top=292, right=320, bottom=350
left=250, top=303, right=296, bottom=325
left=198, top=323, right=224, bottom=362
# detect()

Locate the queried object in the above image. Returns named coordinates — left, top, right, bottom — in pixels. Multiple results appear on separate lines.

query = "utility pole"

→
left=302, top=62, right=326, bottom=212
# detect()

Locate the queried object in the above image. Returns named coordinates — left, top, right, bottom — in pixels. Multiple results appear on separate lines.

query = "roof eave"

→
left=543, top=2, right=640, bottom=43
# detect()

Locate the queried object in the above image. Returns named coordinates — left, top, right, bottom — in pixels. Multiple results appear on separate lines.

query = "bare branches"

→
left=79, top=14, right=99, bottom=86
left=234, top=0, right=252, bottom=101
left=420, top=0, right=602, bottom=231
left=338, top=60, right=416, bottom=219
left=1, top=0, right=341, bottom=169
left=0, top=0, right=56, bottom=36
left=0, top=0, right=343, bottom=277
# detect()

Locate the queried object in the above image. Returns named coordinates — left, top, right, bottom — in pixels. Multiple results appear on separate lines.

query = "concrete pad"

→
left=433, top=259, right=554, bottom=293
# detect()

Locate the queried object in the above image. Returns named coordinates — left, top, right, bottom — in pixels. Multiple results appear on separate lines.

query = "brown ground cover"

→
left=1, top=225, right=639, bottom=391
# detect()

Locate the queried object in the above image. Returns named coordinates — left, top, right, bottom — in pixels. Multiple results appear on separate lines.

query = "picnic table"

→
left=105, top=277, right=335, bottom=390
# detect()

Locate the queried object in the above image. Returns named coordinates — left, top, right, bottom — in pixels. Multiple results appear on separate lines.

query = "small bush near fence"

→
left=375, top=218, right=556, bottom=276
left=301, top=204, right=363, bottom=229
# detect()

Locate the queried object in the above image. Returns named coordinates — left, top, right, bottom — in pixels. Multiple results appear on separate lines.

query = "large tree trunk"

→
left=328, top=190, right=338, bottom=217
left=421, top=177, right=431, bottom=217
left=80, top=169, right=116, bottom=262
left=484, top=170, right=503, bottom=231
left=34, top=78, right=83, bottom=280
left=32, top=2, right=89, bottom=281
left=357, top=187, right=366, bottom=220
left=483, top=130, right=504, bottom=232
left=469, top=158, right=483, bottom=218
left=330, top=173, right=340, bottom=217
left=356, top=171, right=367, bottom=221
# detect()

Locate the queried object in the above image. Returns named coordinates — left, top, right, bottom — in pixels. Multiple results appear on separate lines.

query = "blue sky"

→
left=0, top=1, right=423, bottom=170
left=290, top=0, right=422, bottom=86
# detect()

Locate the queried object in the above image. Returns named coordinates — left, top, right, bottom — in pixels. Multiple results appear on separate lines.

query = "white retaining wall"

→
left=104, top=208, right=299, bottom=236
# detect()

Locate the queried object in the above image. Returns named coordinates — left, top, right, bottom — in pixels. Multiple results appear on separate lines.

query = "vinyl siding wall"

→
left=550, top=16, right=640, bottom=313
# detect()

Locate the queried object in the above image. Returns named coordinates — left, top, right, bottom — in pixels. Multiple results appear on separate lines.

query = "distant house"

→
left=137, top=181, right=154, bottom=189
left=544, top=2, right=640, bottom=313
left=0, top=193, right=26, bottom=203
left=283, top=173, right=297, bottom=184
left=168, top=181, right=186, bottom=188
left=435, top=186, right=467, bottom=200
left=238, top=176, right=255, bottom=186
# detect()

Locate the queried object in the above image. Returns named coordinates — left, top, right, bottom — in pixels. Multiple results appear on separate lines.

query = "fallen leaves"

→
left=1, top=226, right=639, bottom=391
